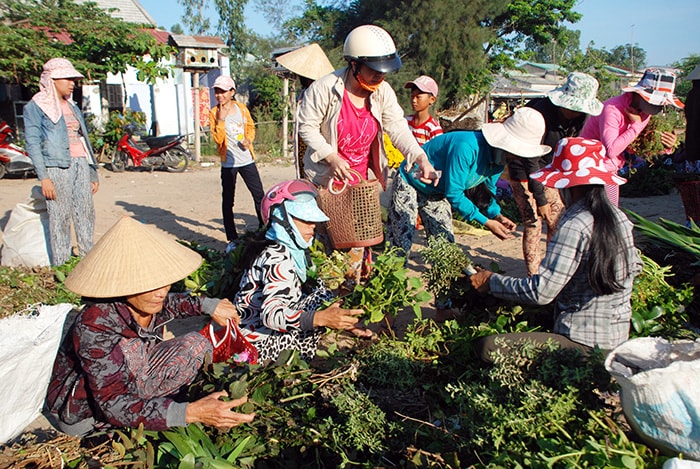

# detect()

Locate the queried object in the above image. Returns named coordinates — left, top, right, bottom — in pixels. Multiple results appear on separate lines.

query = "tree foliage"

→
left=280, top=0, right=583, bottom=108
left=608, top=43, right=647, bottom=70
left=177, top=0, right=212, bottom=35
left=0, top=0, right=174, bottom=87
left=673, top=54, right=700, bottom=99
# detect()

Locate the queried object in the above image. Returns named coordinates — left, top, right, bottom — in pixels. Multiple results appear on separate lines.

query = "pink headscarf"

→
left=31, top=58, right=84, bottom=124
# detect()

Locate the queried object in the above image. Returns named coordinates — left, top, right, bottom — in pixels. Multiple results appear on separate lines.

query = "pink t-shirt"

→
left=579, top=92, right=649, bottom=171
left=336, top=89, right=378, bottom=179
left=62, top=101, right=87, bottom=158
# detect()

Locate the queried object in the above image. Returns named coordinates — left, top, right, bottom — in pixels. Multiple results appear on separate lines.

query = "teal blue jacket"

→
left=399, top=131, right=504, bottom=226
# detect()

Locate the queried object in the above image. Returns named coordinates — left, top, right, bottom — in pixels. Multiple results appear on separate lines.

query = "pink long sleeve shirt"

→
left=579, top=93, right=649, bottom=172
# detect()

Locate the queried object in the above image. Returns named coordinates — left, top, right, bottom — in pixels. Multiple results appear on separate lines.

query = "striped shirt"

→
left=406, top=115, right=443, bottom=146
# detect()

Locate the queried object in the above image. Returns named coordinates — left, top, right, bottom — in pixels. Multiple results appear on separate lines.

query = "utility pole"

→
left=630, top=24, right=635, bottom=71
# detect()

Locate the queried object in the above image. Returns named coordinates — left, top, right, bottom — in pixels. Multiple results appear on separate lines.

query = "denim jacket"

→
left=24, top=100, right=99, bottom=183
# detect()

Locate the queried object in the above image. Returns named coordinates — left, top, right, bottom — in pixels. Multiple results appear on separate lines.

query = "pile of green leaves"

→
left=624, top=209, right=700, bottom=259
left=340, top=245, right=431, bottom=324
left=420, top=235, right=474, bottom=304
left=630, top=253, right=695, bottom=338
left=627, top=110, right=685, bottom=160
left=0, top=257, right=81, bottom=318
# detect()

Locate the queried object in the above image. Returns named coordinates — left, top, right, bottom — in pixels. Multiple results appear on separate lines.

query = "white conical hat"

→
left=276, top=43, right=334, bottom=81
left=65, top=217, right=202, bottom=298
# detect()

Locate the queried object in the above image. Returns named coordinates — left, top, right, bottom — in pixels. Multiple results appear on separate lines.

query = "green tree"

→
left=177, top=0, right=211, bottom=34
left=673, top=54, right=700, bottom=100
left=608, top=43, right=647, bottom=70
left=281, top=0, right=582, bottom=108
left=214, top=0, right=249, bottom=64
left=0, top=0, right=174, bottom=87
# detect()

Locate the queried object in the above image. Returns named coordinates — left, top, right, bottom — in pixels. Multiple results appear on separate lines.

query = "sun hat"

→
left=44, top=58, right=84, bottom=80
left=64, top=217, right=203, bottom=298
left=687, top=64, right=700, bottom=81
left=404, top=75, right=439, bottom=97
left=481, top=107, right=551, bottom=158
left=213, top=75, right=236, bottom=91
left=284, top=192, right=329, bottom=223
left=530, top=137, right=627, bottom=188
left=622, top=68, right=684, bottom=109
left=276, top=43, right=335, bottom=81
left=547, top=72, right=603, bottom=116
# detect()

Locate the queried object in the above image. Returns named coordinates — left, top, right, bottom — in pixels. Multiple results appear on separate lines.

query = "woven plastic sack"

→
left=0, top=303, right=73, bottom=443
left=316, top=169, right=384, bottom=249
left=199, top=319, right=258, bottom=364
left=605, top=337, right=700, bottom=459
left=1, top=186, right=51, bottom=267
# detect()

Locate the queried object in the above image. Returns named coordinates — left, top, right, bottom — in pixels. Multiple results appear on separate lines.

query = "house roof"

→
left=170, top=34, right=226, bottom=49
left=75, top=0, right=157, bottom=26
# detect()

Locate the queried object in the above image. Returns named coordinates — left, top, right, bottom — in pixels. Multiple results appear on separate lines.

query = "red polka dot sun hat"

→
left=530, top=137, right=627, bottom=188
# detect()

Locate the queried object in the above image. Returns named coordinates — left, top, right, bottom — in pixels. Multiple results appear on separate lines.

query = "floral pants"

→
left=509, top=180, right=564, bottom=276
left=386, top=174, right=454, bottom=259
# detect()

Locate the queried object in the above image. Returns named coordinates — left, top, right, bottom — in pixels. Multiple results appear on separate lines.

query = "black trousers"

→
left=221, top=163, right=264, bottom=241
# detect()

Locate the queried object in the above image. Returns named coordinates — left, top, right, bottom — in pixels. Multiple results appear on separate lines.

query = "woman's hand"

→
left=660, top=131, right=677, bottom=149
left=240, top=138, right=251, bottom=150
left=211, top=298, right=241, bottom=326
left=186, top=391, right=255, bottom=430
left=324, top=153, right=352, bottom=181
left=470, top=267, right=493, bottom=294
left=484, top=217, right=515, bottom=240
left=414, top=154, right=440, bottom=186
left=537, top=203, right=551, bottom=222
left=91, top=181, right=99, bottom=195
left=41, top=178, right=56, bottom=200
left=313, top=301, right=372, bottom=338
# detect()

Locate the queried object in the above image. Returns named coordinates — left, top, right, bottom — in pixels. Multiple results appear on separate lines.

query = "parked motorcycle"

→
left=111, top=124, right=190, bottom=173
left=0, top=121, right=35, bottom=179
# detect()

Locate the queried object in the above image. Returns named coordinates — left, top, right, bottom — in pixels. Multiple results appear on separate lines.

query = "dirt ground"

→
left=0, top=160, right=690, bottom=279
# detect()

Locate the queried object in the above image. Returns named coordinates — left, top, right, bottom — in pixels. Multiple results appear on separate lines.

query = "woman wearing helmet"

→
left=297, top=25, right=438, bottom=279
left=233, top=180, right=372, bottom=362
left=299, top=24, right=437, bottom=188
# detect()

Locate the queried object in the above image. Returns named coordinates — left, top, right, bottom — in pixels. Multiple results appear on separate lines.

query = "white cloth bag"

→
left=0, top=304, right=72, bottom=443
left=1, top=186, right=51, bottom=267
left=605, top=337, right=700, bottom=460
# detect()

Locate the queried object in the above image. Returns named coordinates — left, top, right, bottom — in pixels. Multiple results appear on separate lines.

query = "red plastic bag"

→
left=199, top=319, right=258, bottom=364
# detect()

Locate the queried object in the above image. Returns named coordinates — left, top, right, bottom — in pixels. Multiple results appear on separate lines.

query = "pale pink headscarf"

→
left=31, top=58, right=84, bottom=124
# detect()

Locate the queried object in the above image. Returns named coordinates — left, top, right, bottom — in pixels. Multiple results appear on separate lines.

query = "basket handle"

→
left=328, top=168, right=363, bottom=195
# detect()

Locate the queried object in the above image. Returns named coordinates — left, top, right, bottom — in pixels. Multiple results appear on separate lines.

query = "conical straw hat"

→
left=276, top=43, right=335, bottom=81
left=65, top=216, right=202, bottom=298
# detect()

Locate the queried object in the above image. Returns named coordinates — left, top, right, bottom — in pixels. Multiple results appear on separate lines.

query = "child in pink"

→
left=580, top=68, right=684, bottom=205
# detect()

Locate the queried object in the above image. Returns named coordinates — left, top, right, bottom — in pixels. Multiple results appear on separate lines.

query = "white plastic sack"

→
left=605, top=337, right=700, bottom=460
left=1, top=185, right=51, bottom=267
left=0, top=303, right=72, bottom=443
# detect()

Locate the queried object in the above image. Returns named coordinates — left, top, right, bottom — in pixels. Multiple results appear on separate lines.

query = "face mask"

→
left=356, top=72, right=383, bottom=92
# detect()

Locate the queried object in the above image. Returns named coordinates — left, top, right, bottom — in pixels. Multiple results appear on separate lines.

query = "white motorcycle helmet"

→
left=343, top=25, right=402, bottom=73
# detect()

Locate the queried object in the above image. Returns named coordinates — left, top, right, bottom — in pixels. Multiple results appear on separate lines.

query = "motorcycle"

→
left=0, top=121, right=35, bottom=179
left=111, top=124, right=190, bottom=173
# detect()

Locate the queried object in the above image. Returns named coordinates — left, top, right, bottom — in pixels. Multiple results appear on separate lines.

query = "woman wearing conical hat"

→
left=45, top=217, right=254, bottom=435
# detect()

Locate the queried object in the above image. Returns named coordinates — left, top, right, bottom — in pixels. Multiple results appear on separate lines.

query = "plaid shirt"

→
left=490, top=200, right=642, bottom=349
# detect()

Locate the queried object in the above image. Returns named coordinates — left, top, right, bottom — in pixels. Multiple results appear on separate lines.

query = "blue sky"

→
left=138, top=0, right=700, bottom=67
